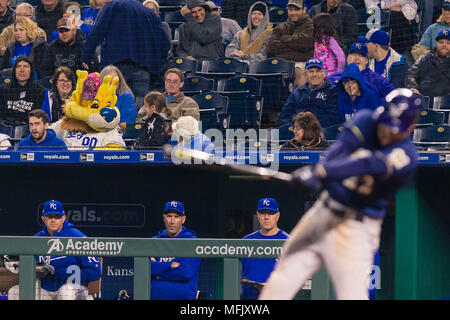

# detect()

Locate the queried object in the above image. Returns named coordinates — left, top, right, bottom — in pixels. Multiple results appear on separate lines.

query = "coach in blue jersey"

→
left=150, top=201, right=201, bottom=300
left=8, top=200, right=101, bottom=300
left=260, top=88, right=421, bottom=300
left=241, top=198, right=289, bottom=300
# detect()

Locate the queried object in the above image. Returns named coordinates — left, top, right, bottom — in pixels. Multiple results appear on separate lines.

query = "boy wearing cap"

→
left=365, top=29, right=408, bottom=88
left=150, top=201, right=201, bottom=300
left=405, top=29, right=450, bottom=98
left=240, top=198, right=289, bottom=300
left=8, top=200, right=101, bottom=300
left=278, top=58, right=340, bottom=128
left=40, top=17, right=86, bottom=77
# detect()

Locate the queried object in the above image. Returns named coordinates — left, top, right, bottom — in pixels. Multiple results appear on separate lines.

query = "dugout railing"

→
left=0, top=237, right=334, bottom=300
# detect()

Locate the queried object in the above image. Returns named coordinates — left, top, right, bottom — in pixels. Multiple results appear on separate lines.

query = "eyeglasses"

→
left=57, top=79, right=72, bottom=83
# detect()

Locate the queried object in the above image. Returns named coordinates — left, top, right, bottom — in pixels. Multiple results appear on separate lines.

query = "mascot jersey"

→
left=51, top=120, right=125, bottom=150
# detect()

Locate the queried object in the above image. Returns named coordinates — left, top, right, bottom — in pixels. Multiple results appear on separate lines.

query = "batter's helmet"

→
left=374, top=88, right=422, bottom=133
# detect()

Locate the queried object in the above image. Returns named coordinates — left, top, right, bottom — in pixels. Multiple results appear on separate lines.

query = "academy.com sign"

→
left=47, top=238, right=124, bottom=256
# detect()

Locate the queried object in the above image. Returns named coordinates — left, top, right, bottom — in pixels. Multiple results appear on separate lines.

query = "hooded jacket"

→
left=266, top=12, right=314, bottom=62
left=34, top=220, right=101, bottom=292
left=151, top=226, right=201, bottom=300
left=175, top=2, right=224, bottom=60
left=225, top=1, right=273, bottom=62
left=17, top=128, right=68, bottom=151
left=39, top=29, right=86, bottom=78
left=278, top=79, right=340, bottom=128
left=0, top=56, right=46, bottom=126
left=337, top=63, right=381, bottom=121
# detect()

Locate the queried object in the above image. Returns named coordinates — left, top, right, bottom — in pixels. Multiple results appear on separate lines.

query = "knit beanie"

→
left=252, top=3, right=266, bottom=15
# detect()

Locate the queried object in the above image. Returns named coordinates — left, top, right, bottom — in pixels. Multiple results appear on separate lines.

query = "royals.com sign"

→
left=37, top=203, right=145, bottom=227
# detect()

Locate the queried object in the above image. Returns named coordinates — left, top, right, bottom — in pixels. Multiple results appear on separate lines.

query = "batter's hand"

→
left=291, top=164, right=325, bottom=193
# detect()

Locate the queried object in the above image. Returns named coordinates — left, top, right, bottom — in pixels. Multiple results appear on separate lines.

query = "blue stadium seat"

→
left=39, top=76, right=52, bottom=89
left=245, top=58, right=295, bottom=113
left=214, top=76, right=264, bottom=130
left=182, top=76, right=215, bottom=96
left=413, top=93, right=430, bottom=109
left=123, top=123, right=144, bottom=140
left=0, top=76, right=12, bottom=85
left=196, top=58, right=249, bottom=85
left=416, top=109, right=445, bottom=128
left=268, top=124, right=294, bottom=143
left=323, top=123, right=344, bottom=141
left=0, top=122, right=14, bottom=137
left=199, top=108, right=218, bottom=132
left=269, top=7, right=288, bottom=25
left=163, top=10, right=185, bottom=33
left=192, top=92, right=229, bottom=122
left=167, top=57, right=198, bottom=76
left=413, top=124, right=450, bottom=150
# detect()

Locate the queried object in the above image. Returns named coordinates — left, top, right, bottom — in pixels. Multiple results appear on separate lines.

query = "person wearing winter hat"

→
left=176, top=0, right=224, bottom=60
left=0, top=56, right=46, bottom=126
left=171, top=115, right=215, bottom=153
left=225, top=1, right=273, bottom=61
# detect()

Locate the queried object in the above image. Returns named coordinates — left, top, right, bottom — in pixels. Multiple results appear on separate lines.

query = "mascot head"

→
left=64, top=70, right=121, bottom=132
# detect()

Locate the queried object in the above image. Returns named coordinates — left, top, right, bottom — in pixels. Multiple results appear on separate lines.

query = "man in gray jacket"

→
left=175, top=0, right=223, bottom=61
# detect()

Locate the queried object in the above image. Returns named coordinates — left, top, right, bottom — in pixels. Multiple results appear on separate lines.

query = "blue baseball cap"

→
left=366, top=29, right=390, bottom=46
left=305, top=58, right=324, bottom=70
left=163, top=201, right=185, bottom=216
left=436, top=29, right=450, bottom=41
left=349, top=42, right=368, bottom=57
left=442, top=1, right=450, bottom=8
left=357, top=35, right=367, bottom=43
left=42, top=200, right=65, bottom=216
left=257, top=198, right=279, bottom=213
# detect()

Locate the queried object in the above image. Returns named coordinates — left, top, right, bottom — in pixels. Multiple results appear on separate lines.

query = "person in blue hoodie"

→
left=337, top=63, right=381, bottom=122
left=17, top=109, right=67, bottom=151
left=150, top=201, right=201, bottom=300
left=278, top=58, right=341, bottom=128
left=8, top=200, right=101, bottom=300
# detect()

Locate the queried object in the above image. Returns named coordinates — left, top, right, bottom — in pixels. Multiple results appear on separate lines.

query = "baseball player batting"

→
left=259, top=88, right=422, bottom=300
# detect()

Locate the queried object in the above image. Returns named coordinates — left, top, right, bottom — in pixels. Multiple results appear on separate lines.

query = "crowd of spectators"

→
left=0, top=0, right=448, bottom=151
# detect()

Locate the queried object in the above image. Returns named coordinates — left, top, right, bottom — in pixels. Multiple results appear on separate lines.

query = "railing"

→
left=0, top=236, right=332, bottom=300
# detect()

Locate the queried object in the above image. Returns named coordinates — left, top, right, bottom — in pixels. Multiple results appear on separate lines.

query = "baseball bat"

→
left=162, top=144, right=293, bottom=183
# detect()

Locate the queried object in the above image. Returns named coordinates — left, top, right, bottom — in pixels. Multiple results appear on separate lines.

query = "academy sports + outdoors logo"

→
left=47, top=238, right=124, bottom=256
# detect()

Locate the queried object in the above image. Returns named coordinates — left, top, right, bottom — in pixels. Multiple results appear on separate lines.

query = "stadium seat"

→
left=413, top=93, right=430, bottom=109
left=214, top=76, right=264, bottom=129
left=413, top=124, right=450, bottom=150
left=167, top=57, right=198, bottom=76
left=122, top=123, right=144, bottom=140
left=182, top=76, right=215, bottom=96
left=0, top=76, right=12, bottom=85
left=39, top=76, right=52, bottom=89
left=433, top=95, right=450, bottom=110
left=269, top=7, right=288, bottom=25
left=245, top=58, right=295, bottom=113
left=266, top=124, right=294, bottom=145
left=415, top=109, right=445, bottom=128
left=163, top=9, right=185, bottom=29
left=0, top=122, right=14, bottom=137
left=323, top=123, right=344, bottom=141
left=192, top=92, right=229, bottom=122
left=196, top=58, right=249, bottom=85
left=199, top=108, right=218, bottom=132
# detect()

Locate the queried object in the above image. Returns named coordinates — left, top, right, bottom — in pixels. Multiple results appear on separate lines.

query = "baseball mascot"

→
left=50, top=70, right=126, bottom=150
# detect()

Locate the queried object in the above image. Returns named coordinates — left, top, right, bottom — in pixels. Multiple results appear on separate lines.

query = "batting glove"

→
left=291, top=165, right=324, bottom=193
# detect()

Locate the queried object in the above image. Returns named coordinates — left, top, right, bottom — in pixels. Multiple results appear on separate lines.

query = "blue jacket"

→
left=151, top=227, right=201, bottom=300
left=17, top=129, right=67, bottom=151
left=81, top=0, right=171, bottom=75
left=34, top=220, right=102, bottom=292
left=328, top=66, right=395, bottom=101
left=278, top=79, right=341, bottom=128
left=337, top=63, right=381, bottom=122
left=116, top=91, right=137, bottom=125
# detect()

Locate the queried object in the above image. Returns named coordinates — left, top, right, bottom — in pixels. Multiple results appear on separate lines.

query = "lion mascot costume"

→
left=50, top=70, right=126, bottom=150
